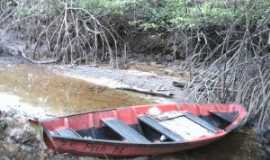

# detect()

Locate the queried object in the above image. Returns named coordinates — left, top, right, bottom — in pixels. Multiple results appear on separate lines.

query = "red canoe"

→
left=39, top=103, right=247, bottom=157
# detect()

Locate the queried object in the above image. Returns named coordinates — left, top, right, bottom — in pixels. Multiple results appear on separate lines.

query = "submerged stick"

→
left=117, top=87, right=174, bottom=98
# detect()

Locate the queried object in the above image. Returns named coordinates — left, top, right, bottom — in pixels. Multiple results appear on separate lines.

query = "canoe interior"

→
left=41, top=103, right=246, bottom=144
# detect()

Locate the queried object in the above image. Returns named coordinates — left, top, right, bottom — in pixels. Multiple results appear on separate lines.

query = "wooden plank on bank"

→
left=116, top=87, right=174, bottom=98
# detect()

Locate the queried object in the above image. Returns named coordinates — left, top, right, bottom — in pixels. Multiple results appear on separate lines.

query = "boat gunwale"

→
left=40, top=103, right=245, bottom=123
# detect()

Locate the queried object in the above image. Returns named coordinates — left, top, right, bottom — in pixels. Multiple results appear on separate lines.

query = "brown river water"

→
left=0, top=64, right=262, bottom=160
left=0, top=64, right=150, bottom=115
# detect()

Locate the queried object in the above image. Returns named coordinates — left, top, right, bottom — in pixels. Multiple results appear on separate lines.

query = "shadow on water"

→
left=0, top=64, right=262, bottom=159
left=0, top=64, right=150, bottom=115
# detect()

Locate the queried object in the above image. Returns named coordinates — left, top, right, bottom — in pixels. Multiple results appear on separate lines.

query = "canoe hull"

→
left=44, top=132, right=223, bottom=157
left=40, top=103, right=247, bottom=157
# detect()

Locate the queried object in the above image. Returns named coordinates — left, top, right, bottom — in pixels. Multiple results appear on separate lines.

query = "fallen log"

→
left=21, top=52, right=60, bottom=64
left=116, top=87, right=174, bottom=98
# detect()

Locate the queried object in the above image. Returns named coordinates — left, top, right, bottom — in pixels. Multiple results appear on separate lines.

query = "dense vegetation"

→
left=11, top=0, right=270, bottom=29
left=75, top=0, right=270, bottom=30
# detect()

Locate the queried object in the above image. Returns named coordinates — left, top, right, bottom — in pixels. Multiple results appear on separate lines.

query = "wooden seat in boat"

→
left=138, top=112, right=220, bottom=142
left=138, top=116, right=184, bottom=142
left=184, top=113, right=219, bottom=133
left=54, top=128, right=82, bottom=138
left=209, top=111, right=239, bottom=124
left=102, top=118, right=151, bottom=144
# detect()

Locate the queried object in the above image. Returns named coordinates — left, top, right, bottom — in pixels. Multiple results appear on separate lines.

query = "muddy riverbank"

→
left=50, top=64, right=190, bottom=103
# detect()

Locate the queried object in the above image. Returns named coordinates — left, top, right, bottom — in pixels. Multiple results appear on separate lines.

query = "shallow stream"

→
left=0, top=64, right=151, bottom=116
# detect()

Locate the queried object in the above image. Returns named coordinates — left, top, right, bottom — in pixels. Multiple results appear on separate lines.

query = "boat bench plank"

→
left=55, top=128, right=82, bottom=138
left=138, top=116, right=184, bottom=142
left=184, top=113, right=219, bottom=133
left=102, top=118, right=151, bottom=144
left=210, top=111, right=239, bottom=124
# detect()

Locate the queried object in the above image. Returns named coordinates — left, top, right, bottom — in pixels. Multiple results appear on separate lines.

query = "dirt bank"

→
left=0, top=110, right=63, bottom=160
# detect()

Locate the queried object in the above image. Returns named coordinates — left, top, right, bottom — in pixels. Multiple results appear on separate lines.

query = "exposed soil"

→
left=50, top=64, right=190, bottom=104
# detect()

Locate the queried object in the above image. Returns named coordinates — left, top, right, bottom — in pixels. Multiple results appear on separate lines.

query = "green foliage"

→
left=76, top=0, right=132, bottom=15
left=131, top=0, right=270, bottom=30
left=0, top=120, right=8, bottom=131
left=13, top=0, right=270, bottom=30
left=15, top=0, right=63, bottom=17
left=146, top=1, right=267, bottom=29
